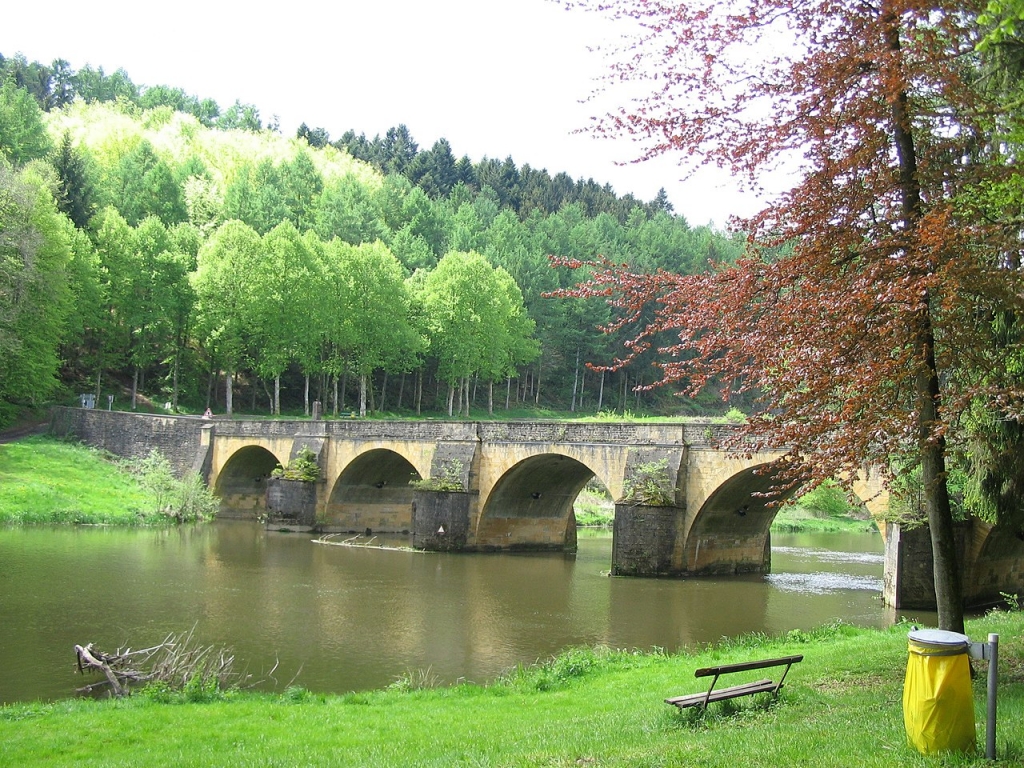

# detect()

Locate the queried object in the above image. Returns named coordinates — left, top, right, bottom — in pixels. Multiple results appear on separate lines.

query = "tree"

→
left=564, top=0, right=1024, bottom=631
left=246, top=222, right=316, bottom=414
left=0, top=80, right=51, bottom=164
left=106, top=139, right=186, bottom=225
left=192, top=220, right=263, bottom=416
left=51, top=132, right=96, bottom=228
left=322, top=240, right=423, bottom=417
left=422, top=251, right=537, bottom=416
left=0, top=163, right=75, bottom=421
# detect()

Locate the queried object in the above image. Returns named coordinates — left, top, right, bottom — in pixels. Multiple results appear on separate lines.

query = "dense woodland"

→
left=0, top=52, right=746, bottom=426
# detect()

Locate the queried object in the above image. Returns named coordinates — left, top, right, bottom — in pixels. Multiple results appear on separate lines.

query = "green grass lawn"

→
left=0, top=436, right=156, bottom=524
left=3, top=611, right=1022, bottom=767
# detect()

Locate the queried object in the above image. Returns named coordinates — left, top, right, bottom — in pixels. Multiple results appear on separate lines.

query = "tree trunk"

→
left=95, top=367, right=102, bottom=401
left=506, top=375, right=512, bottom=410
left=447, top=383, right=455, bottom=417
left=359, top=373, right=368, bottom=418
left=885, top=5, right=963, bottom=632
left=570, top=345, right=581, bottom=412
left=917, top=309, right=965, bottom=633
left=416, top=369, right=423, bottom=416
left=225, top=369, right=234, bottom=416
left=171, top=347, right=179, bottom=411
left=332, top=375, right=339, bottom=417
left=304, top=375, right=310, bottom=417
left=274, top=374, right=281, bottom=416
left=597, top=370, right=605, bottom=412
left=488, top=380, right=494, bottom=415
left=131, top=366, right=139, bottom=411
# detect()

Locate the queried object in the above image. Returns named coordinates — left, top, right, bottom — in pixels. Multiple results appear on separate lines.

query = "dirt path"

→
left=0, top=420, right=48, bottom=444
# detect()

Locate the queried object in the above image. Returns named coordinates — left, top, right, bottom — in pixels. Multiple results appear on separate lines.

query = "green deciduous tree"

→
left=192, top=220, right=263, bottom=416
left=0, top=163, right=75, bottom=421
left=0, top=80, right=51, bottom=165
left=421, top=251, right=537, bottom=416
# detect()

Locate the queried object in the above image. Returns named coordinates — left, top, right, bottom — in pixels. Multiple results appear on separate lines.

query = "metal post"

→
left=987, top=633, right=998, bottom=760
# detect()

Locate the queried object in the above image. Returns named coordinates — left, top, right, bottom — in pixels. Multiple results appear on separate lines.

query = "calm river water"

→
left=0, top=523, right=926, bottom=705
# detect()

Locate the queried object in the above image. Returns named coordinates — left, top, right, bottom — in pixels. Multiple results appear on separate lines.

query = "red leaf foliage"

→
left=558, top=0, right=1024, bottom=496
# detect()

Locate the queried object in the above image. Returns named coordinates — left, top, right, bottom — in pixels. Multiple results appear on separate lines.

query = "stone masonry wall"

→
left=50, top=407, right=209, bottom=478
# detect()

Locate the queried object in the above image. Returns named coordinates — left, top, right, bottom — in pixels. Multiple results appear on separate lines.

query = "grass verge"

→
left=0, top=436, right=214, bottom=525
left=2, top=612, right=1022, bottom=767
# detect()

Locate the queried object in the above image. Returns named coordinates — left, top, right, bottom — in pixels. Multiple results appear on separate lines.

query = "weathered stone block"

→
left=412, top=490, right=471, bottom=551
left=612, top=503, right=682, bottom=576
left=265, top=478, right=318, bottom=527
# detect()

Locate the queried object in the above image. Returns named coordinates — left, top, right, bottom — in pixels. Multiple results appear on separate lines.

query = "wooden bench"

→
left=665, top=654, right=803, bottom=711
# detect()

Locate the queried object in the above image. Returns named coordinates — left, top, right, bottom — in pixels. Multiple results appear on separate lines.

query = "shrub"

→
left=270, top=447, right=320, bottom=482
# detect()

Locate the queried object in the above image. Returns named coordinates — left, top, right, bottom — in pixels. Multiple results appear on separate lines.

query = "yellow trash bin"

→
left=903, top=629, right=976, bottom=755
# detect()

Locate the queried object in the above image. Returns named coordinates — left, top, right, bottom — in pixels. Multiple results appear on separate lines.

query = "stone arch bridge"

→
left=206, top=419, right=887, bottom=578
left=49, top=408, right=1024, bottom=610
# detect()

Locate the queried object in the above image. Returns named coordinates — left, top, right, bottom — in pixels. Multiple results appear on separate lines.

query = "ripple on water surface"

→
left=766, top=571, right=884, bottom=594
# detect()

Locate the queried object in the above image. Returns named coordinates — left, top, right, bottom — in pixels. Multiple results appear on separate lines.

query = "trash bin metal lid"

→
left=908, top=628, right=970, bottom=655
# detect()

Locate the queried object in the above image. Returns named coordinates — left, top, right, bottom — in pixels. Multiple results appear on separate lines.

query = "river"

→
left=0, top=523, right=925, bottom=705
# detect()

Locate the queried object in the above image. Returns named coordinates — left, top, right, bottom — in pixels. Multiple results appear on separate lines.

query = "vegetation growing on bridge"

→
left=410, top=459, right=465, bottom=492
left=269, top=448, right=320, bottom=483
left=622, top=459, right=675, bottom=507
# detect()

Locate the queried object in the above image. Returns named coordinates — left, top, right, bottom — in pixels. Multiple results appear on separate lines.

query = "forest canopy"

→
left=0, top=51, right=744, bottom=425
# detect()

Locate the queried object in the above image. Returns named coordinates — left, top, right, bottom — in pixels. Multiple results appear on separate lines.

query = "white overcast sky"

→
left=2, top=0, right=770, bottom=227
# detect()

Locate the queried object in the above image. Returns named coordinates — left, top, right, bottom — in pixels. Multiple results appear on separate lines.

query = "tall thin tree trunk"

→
left=884, top=5, right=963, bottom=632
left=379, top=372, right=388, bottom=412
left=340, top=369, right=348, bottom=413
left=359, top=373, right=368, bottom=418
left=333, top=375, right=339, bottom=416
left=304, top=375, right=310, bottom=417
left=274, top=374, right=281, bottom=416
left=488, top=380, right=494, bottom=415
left=570, top=345, right=581, bottom=412
left=397, top=373, right=405, bottom=411
left=597, top=370, right=605, bottom=412
left=131, top=367, right=139, bottom=411
left=225, top=369, right=234, bottom=417
left=447, top=383, right=455, bottom=417
left=95, top=367, right=102, bottom=402
left=416, top=370, right=423, bottom=415
left=171, top=347, right=180, bottom=411
left=506, top=375, right=512, bottom=410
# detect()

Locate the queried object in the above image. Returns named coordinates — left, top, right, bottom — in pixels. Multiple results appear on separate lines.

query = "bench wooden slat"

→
left=665, top=679, right=775, bottom=709
left=693, top=654, right=804, bottom=678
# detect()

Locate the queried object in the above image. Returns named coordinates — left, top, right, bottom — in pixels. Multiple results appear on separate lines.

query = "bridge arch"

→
left=683, top=461, right=795, bottom=574
left=214, top=445, right=282, bottom=519
left=323, top=448, right=422, bottom=533
left=683, top=463, right=886, bottom=575
left=474, top=453, right=601, bottom=551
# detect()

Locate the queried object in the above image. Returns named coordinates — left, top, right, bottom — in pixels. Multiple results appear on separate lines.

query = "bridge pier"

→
left=611, top=503, right=685, bottom=576
left=412, top=490, right=471, bottom=551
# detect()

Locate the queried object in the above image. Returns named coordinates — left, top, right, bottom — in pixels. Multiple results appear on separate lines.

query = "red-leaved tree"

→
left=560, top=0, right=1024, bottom=631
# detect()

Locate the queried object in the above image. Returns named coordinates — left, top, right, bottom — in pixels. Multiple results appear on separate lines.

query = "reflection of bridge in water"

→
left=50, top=408, right=1024, bottom=611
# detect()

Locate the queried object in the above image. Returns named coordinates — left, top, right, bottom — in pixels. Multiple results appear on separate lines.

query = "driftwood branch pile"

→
left=74, top=627, right=264, bottom=697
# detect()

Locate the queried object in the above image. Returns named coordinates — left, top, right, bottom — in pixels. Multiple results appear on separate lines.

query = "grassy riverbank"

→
left=2, top=611, right=1022, bottom=767
left=0, top=436, right=215, bottom=524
